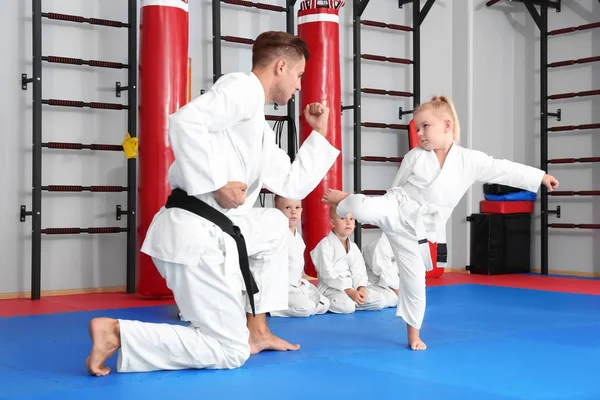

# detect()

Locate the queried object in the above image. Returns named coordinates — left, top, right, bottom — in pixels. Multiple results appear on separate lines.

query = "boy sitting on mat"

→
left=310, top=205, right=387, bottom=314
left=362, top=233, right=399, bottom=308
left=269, top=195, right=330, bottom=318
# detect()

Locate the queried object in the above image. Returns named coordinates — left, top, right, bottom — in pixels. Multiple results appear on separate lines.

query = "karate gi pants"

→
left=318, top=283, right=387, bottom=314
left=369, top=284, right=398, bottom=308
left=117, top=208, right=290, bottom=372
left=366, top=268, right=399, bottom=309
left=270, top=279, right=330, bottom=318
left=337, top=194, right=429, bottom=329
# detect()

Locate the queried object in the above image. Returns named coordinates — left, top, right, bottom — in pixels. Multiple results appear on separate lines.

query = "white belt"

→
left=390, top=187, right=444, bottom=271
left=411, top=204, right=445, bottom=271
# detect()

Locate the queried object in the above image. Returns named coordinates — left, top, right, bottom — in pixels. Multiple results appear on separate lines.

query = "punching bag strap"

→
left=164, top=188, right=259, bottom=316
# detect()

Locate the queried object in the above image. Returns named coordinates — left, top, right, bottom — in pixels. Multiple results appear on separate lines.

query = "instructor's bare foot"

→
left=247, top=313, right=299, bottom=354
left=407, top=324, right=427, bottom=351
left=249, top=330, right=300, bottom=354
left=85, top=317, right=121, bottom=376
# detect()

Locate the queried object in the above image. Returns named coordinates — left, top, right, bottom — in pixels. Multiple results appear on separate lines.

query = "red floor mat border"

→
left=428, top=273, right=600, bottom=295
left=1, top=273, right=598, bottom=317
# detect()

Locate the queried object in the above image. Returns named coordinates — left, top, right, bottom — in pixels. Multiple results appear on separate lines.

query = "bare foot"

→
left=249, top=330, right=300, bottom=354
left=321, top=189, right=350, bottom=205
left=409, top=338, right=427, bottom=351
left=246, top=313, right=300, bottom=354
left=407, top=324, right=427, bottom=351
left=85, top=317, right=121, bottom=376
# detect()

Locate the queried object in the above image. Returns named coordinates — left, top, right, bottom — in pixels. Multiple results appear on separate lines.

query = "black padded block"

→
left=467, top=213, right=532, bottom=275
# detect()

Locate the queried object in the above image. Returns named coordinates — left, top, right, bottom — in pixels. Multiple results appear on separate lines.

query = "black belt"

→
left=164, top=188, right=259, bottom=316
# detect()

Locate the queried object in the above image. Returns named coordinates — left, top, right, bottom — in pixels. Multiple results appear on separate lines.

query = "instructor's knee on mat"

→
left=218, top=344, right=251, bottom=369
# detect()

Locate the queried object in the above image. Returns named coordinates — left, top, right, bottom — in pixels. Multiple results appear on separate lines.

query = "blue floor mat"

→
left=1, top=284, right=599, bottom=400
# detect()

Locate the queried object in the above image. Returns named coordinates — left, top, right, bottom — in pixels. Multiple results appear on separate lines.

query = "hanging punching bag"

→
left=137, top=0, right=189, bottom=297
left=408, top=119, right=444, bottom=278
left=298, top=1, right=345, bottom=277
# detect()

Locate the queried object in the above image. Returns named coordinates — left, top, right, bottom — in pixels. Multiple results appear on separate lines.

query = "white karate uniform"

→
left=270, top=230, right=330, bottom=318
left=336, top=143, right=545, bottom=329
left=117, top=72, right=340, bottom=373
left=310, top=231, right=387, bottom=314
left=362, top=233, right=399, bottom=308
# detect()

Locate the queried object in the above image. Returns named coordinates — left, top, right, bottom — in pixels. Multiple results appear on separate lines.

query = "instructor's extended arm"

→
left=262, top=102, right=339, bottom=200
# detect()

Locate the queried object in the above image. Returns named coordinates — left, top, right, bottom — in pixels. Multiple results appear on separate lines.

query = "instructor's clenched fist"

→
left=304, top=100, right=329, bottom=136
left=213, top=181, right=247, bottom=209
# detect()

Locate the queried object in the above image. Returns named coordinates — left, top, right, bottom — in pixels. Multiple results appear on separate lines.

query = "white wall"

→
left=540, top=0, right=600, bottom=274
left=455, top=0, right=521, bottom=269
left=483, top=0, right=599, bottom=275
left=2, top=0, right=130, bottom=295
left=2, top=0, right=596, bottom=295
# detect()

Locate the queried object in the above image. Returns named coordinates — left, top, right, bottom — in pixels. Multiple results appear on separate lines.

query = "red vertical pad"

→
left=408, top=118, right=418, bottom=148
left=137, top=0, right=189, bottom=297
left=408, top=119, right=444, bottom=278
left=298, top=7, right=343, bottom=277
left=427, top=242, right=443, bottom=278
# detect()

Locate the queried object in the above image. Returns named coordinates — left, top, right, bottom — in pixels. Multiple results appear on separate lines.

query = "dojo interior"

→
left=2, top=0, right=600, bottom=398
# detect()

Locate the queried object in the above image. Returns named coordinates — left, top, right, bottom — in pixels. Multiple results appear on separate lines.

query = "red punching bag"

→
left=137, top=0, right=189, bottom=297
left=408, top=118, right=418, bottom=148
left=298, top=1, right=345, bottom=278
left=408, top=119, right=444, bottom=278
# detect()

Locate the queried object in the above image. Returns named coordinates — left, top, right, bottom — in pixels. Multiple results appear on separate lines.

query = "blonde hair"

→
left=329, top=204, right=338, bottom=219
left=414, top=95, right=460, bottom=144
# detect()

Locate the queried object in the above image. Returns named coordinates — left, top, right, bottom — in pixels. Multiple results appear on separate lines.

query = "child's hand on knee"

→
left=357, top=286, right=368, bottom=302
left=345, top=288, right=365, bottom=305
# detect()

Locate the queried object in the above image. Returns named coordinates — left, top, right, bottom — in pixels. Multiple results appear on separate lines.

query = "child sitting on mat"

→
left=310, top=205, right=387, bottom=314
left=270, top=195, right=330, bottom=318
left=362, top=233, right=399, bottom=308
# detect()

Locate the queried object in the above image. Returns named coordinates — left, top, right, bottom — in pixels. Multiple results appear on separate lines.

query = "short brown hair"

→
left=252, top=31, right=310, bottom=69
